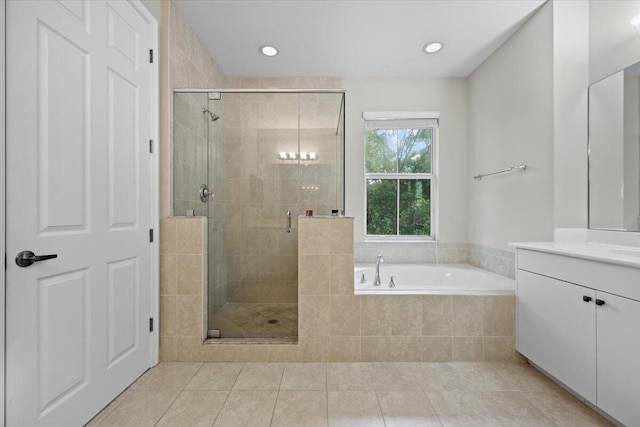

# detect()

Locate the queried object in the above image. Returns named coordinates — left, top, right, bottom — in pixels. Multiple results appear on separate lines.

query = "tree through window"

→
left=363, top=113, right=437, bottom=238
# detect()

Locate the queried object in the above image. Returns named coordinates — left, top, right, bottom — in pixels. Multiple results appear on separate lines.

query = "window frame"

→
left=364, top=125, right=437, bottom=241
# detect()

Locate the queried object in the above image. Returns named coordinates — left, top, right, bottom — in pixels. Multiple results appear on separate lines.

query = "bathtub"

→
left=354, top=263, right=515, bottom=295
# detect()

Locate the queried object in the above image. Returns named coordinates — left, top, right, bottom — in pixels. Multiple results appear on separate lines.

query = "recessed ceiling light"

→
left=260, top=45, right=279, bottom=57
left=423, top=42, right=443, bottom=54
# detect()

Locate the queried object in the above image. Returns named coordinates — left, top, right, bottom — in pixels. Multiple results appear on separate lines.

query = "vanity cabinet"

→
left=516, top=249, right=640, bottom=427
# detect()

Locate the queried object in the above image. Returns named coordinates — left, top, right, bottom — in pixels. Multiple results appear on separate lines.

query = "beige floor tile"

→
left=280, top=363, right=327, bottom=390
left=328, top=391, right=385, bottom=427
left=448, top=363, right=512, bottom=391
left=233, top=363, right=285, bottom=390
left=155, top=390, right=228, bottom=427
left=367, top=363, right=421, bottom=391
left=130, top=362, right=202, bottom=390
left=98, top=390, right=180, bottom=427
left=213, top=390, right=278, bottom=427
left=327, top=363, right=372, bottom=391
left=477, top=391, right=556, bottom=426
left=85, top=395, right=124, bottom=426
left=271, top=390, right=328, bottom=427
left=186, top=363, right=244, bottom=390
left=523, top=390, right=613, bottom=426
left=377, top=390, right=442, bottom=427
left=491, top=363, right=563, bottom=392
left=426, top=391, right=500, bottom=427
left=410, top=363, right=462, bottom=392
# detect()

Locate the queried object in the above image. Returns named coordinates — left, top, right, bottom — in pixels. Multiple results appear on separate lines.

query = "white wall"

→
left=590, top=0, right=640, bottom=84
left=467, top=2, right=554, bottom=251
left=342, top=77, right=468, bottom=244
left=553, top=0, right=589, bottom=229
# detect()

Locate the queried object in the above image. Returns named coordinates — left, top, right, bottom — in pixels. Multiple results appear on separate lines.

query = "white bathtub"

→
left=354, top=263, right=515, bottom=295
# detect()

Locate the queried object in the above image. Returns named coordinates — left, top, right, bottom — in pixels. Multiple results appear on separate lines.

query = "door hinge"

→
left=149, top=318, right=154, bottom=332
left=149, top=229, right=154, bottom=243
left=149, top=49, right=154, bottom=63
left=149, top=139, right=153, bottom=153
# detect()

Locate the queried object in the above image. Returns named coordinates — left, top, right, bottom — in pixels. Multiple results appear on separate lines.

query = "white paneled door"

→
left=5, top=1, right=157, bottom=425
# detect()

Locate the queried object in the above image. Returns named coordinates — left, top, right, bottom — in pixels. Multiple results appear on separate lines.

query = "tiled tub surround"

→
left=355, top=242, right=516, bottom=279
left=160, top=216, right=517, bottom=362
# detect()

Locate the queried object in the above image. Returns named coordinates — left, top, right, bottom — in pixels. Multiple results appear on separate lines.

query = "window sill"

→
left=364, top=237, right=436, bottom=244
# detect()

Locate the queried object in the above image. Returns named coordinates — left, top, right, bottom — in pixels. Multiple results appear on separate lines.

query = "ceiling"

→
left=173, top=0, right=547, bottom=78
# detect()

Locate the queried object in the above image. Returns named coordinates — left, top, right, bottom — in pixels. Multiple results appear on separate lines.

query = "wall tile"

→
left=360, top=296, right=391, bottom=336
left=176, top=296, right=202, bottom=337
left=299, top=218, right=331, bottom=255
left=176, top=337, right=205, bottom=362
left=176, top=218, right=204, bottom=254
left=160, top=218, right=177, bottom=254
left=160, top=296, right=176, bottom=337
left=422, top=296, right=453, bottom=336
left=160, top=337, right=178, bottom=362
left=160, top=254, right=177, bottom=296
left=390, top=337, right=422, bottom=362
left=177, top=254, right=203, bottom=295
left=391, top=296, right=422, bottom=336
left=299, top=337, right=330, bottom=362
left=299, top=255, right=331, bottom=295
left=330, top=295, right=361, bottom=336
left=422, top=337, right=453, bottom=362
left=330, top=218, right=354, bottom=254
left=299, top=296, right=330, bottom=337
left=483, top=337, right=515, bottom=362
left=361, top=337, right=391, bottom=362
left=329, top=337, right=360, bottom=362
left=452, top=337, right=484, bottom=362
left=452, top=296, right=483, bottom=337
left=483, top=296, right=515, bottom=337
left=330, top=254, right=355, bottom=295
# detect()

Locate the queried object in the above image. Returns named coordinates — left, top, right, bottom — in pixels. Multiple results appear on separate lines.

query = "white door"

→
left=6, top=1, right=156, bottom=425
left=516, top=270, right=597, bottom=402
left=596, top=291, right=640, bottom=427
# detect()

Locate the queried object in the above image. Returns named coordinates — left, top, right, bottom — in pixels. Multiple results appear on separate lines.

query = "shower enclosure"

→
left=173, top=90, right=345, bottom=341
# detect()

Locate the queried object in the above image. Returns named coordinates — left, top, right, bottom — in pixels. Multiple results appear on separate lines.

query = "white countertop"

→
left=510, top=241, right=640, bottom=269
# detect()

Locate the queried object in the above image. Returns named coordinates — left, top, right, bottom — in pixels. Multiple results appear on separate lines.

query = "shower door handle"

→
left=286, top=210, right=291, bottom=233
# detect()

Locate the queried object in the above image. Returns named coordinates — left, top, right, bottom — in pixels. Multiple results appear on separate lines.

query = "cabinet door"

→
left=596, top=291, right=640, bottom=426
left=517, top=270, right=597, bottom=402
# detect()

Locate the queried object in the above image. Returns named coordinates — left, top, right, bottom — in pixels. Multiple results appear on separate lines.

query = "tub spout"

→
left=374, top=254, right=384, bottom=286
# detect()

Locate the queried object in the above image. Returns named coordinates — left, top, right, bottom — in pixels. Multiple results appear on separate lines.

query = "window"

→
left=363, top=112, right=437, bottom=238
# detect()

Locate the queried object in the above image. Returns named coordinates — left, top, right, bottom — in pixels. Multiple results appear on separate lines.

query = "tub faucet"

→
left=374, top=254, right=384, bottom=286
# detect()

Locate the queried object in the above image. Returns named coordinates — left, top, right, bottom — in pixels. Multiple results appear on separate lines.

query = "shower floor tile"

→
left=209, top=303, right=298, bottom=339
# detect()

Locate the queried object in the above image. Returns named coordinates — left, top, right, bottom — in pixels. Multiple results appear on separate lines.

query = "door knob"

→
left=15, top=251, right=58, bottom=268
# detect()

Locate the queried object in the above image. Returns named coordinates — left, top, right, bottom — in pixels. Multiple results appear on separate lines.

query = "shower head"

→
left=202, top=108, right=220, bottom=122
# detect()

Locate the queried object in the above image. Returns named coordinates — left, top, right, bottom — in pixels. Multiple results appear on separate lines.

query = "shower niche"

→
left=172, top=90, right=345, bottom=341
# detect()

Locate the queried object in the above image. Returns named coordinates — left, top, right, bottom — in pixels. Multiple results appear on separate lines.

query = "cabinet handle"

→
left=582, top=296, right=592, bottom=302
left=595, top=299, right=605, bottom=306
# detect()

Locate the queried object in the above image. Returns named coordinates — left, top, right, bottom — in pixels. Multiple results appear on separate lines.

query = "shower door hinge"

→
left=149, top=49, right=154, bottom=63
left=149, top=229, right=154, bottom=243
left=149, top=139, right=153, bottom=153
left=149, top=318, right=154, bottom=332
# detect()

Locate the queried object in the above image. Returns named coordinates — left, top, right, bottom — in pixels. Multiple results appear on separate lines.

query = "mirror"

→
left=589, top=62, right=640, bottom=231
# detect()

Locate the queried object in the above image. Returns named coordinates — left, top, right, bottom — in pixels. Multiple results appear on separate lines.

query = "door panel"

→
left=517, top=270, right=597, bottom=402
left=6, top=1, right=154, bottom=425
left=38, top=269, right=89, bottom=414
left=596, top=292, right=640, bottom=426
left=37, top=22, right=89, bottom=234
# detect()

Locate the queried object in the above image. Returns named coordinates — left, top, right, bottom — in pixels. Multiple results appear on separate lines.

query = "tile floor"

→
left=209, top=303, right=298, bottom=339
left=87, top=361, right=613, bottom=427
